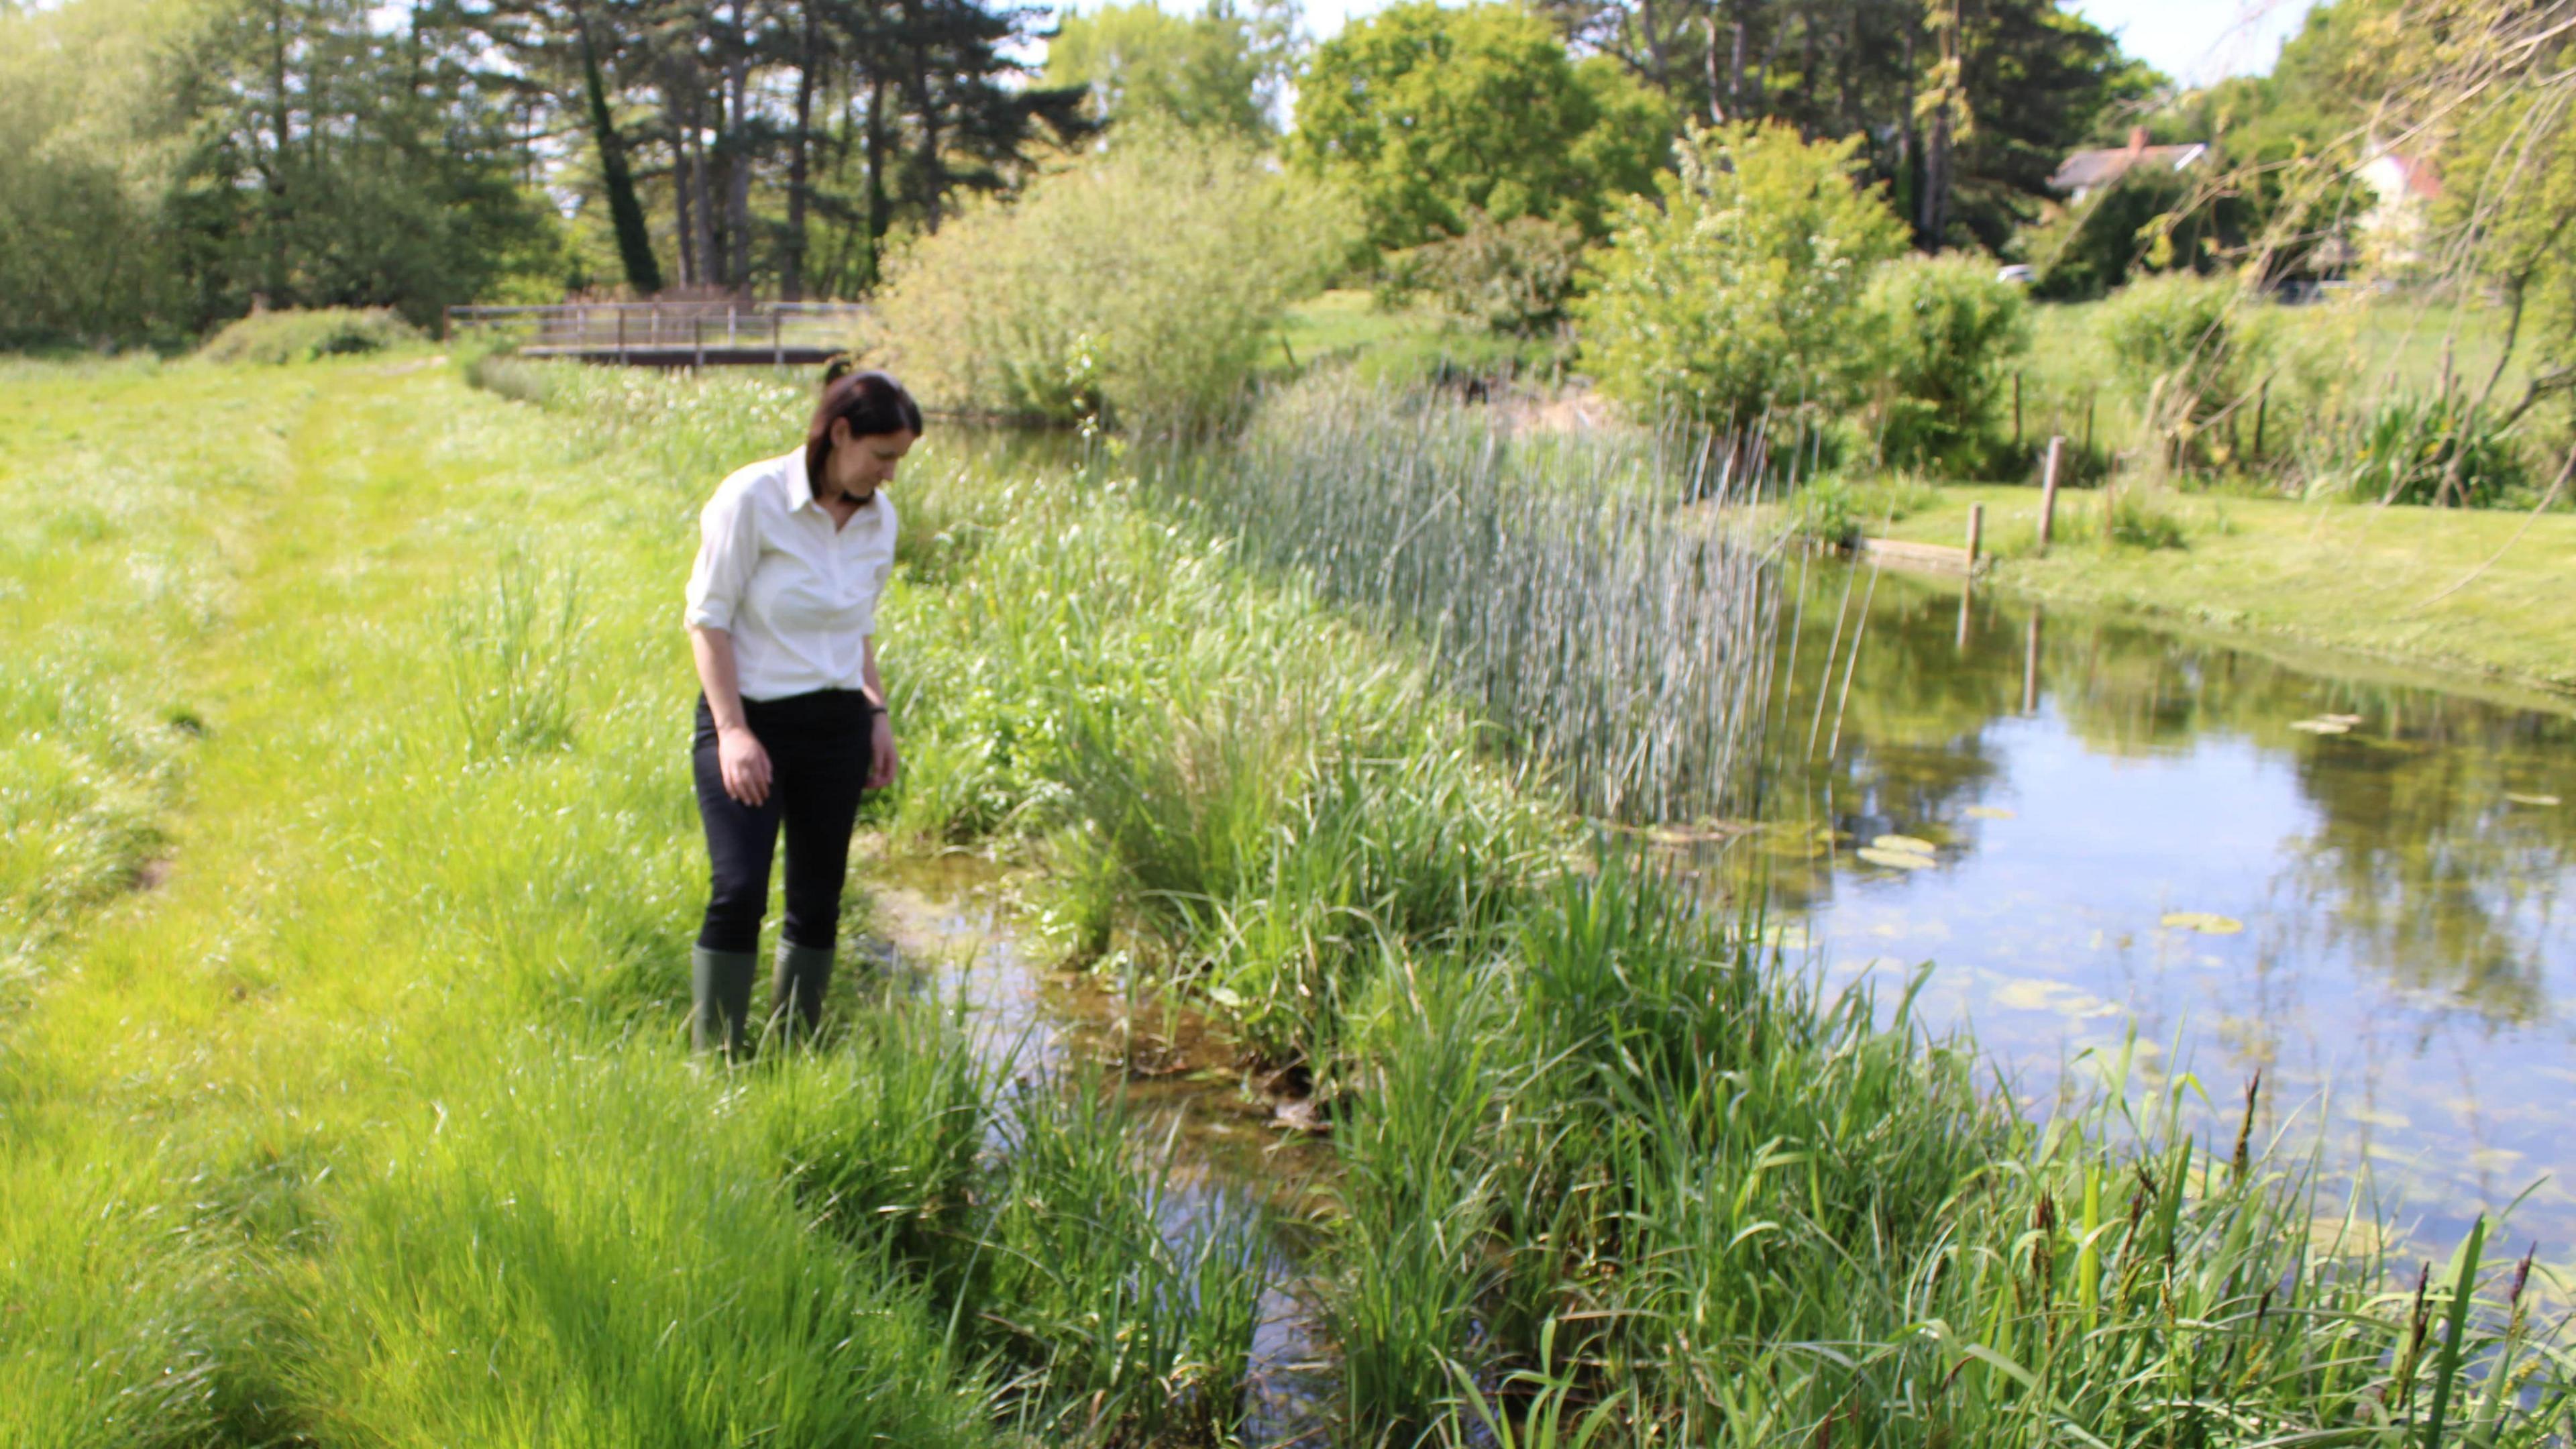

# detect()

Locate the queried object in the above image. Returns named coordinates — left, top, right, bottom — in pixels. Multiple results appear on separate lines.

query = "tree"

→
left=163, top=0, right=562, bottom=327
left=1575, top=120, right=1906, bottom=429
left=1529, top=0, right=2149, bottom=252
left=1046, top=0, right=1295, bottom=142
left=1289, top=0, right=1672, bottom=253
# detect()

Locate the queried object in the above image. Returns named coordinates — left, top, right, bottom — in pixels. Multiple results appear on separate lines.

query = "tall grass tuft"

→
left=442, top=550, right=584, bottom=759
left=979, top=1075, right=1271, bottom=1445
left=1142, top=372, right=1784, bottom=823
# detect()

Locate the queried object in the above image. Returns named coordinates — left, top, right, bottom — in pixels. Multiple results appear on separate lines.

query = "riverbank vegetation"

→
left=14, top=349, right=2568, bottom=1444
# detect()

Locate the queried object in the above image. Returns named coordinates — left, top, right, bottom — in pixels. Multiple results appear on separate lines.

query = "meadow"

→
left=5, top=348, right=2572, bottom=1446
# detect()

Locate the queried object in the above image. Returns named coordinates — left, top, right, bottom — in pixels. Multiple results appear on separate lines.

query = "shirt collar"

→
left=784, top=447, right=818, bottom=513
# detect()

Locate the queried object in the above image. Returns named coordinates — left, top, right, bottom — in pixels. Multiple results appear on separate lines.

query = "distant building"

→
left=2355, top=141, right=2441, bottom=272
left=2049, top=126, right=2212, bottom=205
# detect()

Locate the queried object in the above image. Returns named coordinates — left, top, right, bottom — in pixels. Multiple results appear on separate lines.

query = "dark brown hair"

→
left=806, top=357, right=924, bottom=482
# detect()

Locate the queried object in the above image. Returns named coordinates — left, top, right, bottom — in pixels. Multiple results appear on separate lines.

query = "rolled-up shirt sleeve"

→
left=684, top=484, right=757, bottom=632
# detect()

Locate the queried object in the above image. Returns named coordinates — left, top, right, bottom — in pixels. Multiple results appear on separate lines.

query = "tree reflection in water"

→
left=1721, top=560, right=2576, bottom=1251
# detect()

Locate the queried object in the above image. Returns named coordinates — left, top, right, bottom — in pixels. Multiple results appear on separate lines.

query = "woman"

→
left=682, top=360, right=918, bottom=1055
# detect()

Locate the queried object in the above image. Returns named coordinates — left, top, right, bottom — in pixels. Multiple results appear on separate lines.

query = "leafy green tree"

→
left=166, top=0, right=564, bottom=326
left=1289, top=0, right=1670, bottom=252
left=0, top=0, right=193, bottom=343
left=1045, top=0, right=1293, bottom=142
left=1532, top=0, right=2147, bottom=252
left=1, top=0, right=561, bottom=342
left=1575, top=121, right=1905, bottom=429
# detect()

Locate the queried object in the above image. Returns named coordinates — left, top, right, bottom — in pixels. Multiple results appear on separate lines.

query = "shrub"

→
left=1786, top=473, right=1941, bottom=547
left=1393, top=209, right=1587, bottom=338
left=2326, top=389, right=2526, bottom=506
left=867, top=124, right=1351, bottom=432
left=2098, top=274, right=2271, bottom=469
left=2021, top=166, right=2199, bottom=301
left=197, top=307, right=424, bottom=364
left=2104, top=485, right=2191, bottom=548
left=1576, top=121, right=1907, bottom=431
left=1862, top=253, right=2033, bottom=475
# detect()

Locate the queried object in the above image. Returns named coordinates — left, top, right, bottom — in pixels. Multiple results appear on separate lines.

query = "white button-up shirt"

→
left=683, top=449, right=898, bottom=701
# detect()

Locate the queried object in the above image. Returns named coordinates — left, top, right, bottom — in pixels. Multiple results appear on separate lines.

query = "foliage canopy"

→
left=1289, top=0, right=1670, bottom=253
left=1045, top=0, right=1295, bottom=144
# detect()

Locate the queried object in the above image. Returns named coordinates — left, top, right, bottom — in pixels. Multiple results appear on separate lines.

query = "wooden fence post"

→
left=2038, top=435, right=2065, bottom=553
left=772, top=311, right=783, bottom=368
left=1966, top=502, right=1984, bottom=571
left=693, top=315, right=704, bottom=370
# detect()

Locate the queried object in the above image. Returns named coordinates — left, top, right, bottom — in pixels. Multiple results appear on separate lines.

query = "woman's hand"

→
left=867, top=710, right=900, bottom=792
left=718, top=724, right=773, bottom=806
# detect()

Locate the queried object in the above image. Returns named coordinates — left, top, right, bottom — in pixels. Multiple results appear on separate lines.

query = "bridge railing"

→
left=441, top=302, right=870, bottom=364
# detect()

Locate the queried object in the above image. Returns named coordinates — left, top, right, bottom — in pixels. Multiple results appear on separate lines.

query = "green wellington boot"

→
left=690, top=945, right=757, bottom=1057
left=769, top=941, right=837, bottom=1046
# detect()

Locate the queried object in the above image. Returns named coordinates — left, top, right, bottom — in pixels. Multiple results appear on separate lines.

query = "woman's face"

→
left=826, top=420, right=916, bottom=500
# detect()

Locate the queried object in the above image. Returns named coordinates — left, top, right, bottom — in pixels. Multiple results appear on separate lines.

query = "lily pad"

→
left=2506, top=792, right=2562, bottom=807
left=2160, top=911, right=2245, bottom=935
left=1965, top=806, right=2016, bottom=820
left=1857, top=846, right=1937, bottom=871
left=1995, top=978, right=2120, bottom=1016
left=1872, top=833, right=1939, bottom=855
left=2288, top=718, right=2352, bottom=735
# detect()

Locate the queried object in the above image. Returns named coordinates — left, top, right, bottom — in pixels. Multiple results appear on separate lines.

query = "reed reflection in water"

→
left=1749, top=561, right=2576, bottom=1252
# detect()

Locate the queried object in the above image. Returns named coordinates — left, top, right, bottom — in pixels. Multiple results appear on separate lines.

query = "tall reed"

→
left=1142, top=373, right=1784, bottom=824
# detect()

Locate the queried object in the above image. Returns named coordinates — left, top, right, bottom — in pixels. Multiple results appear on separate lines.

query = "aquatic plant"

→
left=1143, top=372, right=1786, bottom=824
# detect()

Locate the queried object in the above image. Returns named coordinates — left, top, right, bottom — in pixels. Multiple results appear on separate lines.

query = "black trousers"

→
left=692, top=690, right=875, bottom=955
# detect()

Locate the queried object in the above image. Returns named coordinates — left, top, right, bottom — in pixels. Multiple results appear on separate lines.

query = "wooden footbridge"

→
left=441, top=301, right=869, bottom=368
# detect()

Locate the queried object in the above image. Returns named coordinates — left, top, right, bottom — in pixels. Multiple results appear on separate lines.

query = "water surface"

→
left=1756, top=560, right=2576, bottom=1256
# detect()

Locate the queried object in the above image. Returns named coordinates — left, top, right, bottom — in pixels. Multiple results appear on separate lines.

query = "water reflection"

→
left=1749, top=561, right=2576, bottom=1252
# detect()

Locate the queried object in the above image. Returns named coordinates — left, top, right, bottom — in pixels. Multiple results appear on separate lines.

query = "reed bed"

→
left=1142, top=374, right=1786, bottom=824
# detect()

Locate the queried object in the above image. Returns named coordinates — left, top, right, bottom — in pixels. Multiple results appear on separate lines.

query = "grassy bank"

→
left=1836, top=482, right=2576, bottom=694
left=9, top=351, right=2571, bottom=1446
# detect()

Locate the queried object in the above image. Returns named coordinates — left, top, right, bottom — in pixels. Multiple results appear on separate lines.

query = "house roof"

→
left=2049, top=128, right=2210, bottom=195
left=2371, top=148, right=2441, bottom=200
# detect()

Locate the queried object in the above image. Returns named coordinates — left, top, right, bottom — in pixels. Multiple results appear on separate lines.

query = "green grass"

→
left=1272, top=287, right=1553, bottom=385
left=1843, top=482, right=2576, bottom=692
left=2014, top=294, right=2522, bottom=462
left=9, top=352, right=2572, bottom=1447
